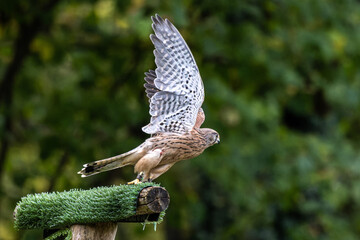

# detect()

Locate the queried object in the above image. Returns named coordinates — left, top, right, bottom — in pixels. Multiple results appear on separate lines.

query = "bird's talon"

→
left=127, top=179, right=141, bottom=185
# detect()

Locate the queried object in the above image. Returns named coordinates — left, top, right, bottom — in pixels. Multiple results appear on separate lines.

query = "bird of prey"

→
left=78, top=14, right=220, bottom=184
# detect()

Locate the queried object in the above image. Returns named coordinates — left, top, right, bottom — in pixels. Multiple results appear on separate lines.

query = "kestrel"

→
left=78, top=14, right=220, bottom=183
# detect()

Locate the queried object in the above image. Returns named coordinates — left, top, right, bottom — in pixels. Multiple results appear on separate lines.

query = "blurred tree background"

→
left=1, top=0, right=360, bottom=239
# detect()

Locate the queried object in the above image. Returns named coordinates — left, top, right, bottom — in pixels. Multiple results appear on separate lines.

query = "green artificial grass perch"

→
left=14, top=182, right=165, bottom=230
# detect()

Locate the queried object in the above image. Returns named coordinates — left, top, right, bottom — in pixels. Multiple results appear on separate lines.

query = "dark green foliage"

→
left=1, top=0, right=360, bottom=239
left=14, top=183, right=161, bottom=230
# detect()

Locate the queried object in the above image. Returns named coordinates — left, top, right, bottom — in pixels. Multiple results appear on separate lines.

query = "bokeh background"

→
left=1, top=0, right=360, bottom=239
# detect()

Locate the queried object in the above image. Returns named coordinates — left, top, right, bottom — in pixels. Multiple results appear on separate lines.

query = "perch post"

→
left=14, top=183, right=170, bottom=240
left=71, top=222, right=118, bottom=240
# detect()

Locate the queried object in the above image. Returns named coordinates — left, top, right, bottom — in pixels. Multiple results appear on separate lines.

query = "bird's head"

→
left=200, top=128, right=220, bottom=146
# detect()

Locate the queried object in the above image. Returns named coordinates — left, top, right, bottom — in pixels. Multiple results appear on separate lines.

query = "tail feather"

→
left=78, top=145, right=145, bottom=177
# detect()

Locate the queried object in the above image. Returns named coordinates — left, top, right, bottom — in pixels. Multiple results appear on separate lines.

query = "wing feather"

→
left=144, top=69, right=158, bottom=100
left=142, top=14, right=204, bottom=134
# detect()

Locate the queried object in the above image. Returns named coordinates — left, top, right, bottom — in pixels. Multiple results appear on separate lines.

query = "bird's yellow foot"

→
left=127, top=179, right=141, bottom=185
left=127, top=172, right=144, bottom=185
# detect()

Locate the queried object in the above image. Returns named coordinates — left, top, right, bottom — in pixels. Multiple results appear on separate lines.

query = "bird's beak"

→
left=216, top=137, right=220, bottom=144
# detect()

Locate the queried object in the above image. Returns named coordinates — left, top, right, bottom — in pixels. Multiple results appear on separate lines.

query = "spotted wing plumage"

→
left=144, top=69, right=159, bottom=100
left=142, top=14, right=204, bottom=134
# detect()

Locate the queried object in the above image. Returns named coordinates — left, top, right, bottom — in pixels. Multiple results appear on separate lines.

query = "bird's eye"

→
left=211, top=134, right=218, bottom=144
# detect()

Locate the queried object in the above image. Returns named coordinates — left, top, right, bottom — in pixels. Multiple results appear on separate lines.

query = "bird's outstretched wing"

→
left=142, top=14, right=204, bottom=134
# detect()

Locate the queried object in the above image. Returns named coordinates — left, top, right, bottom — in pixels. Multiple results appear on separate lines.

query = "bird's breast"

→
left=147, top=132, right=207, bottom=164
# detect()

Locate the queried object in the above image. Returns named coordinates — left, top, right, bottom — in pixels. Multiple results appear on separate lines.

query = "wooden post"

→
left=136, top=186, right=170, bottom=215
left=71, top=222, right=118, bottom=240
left=67, top=186, right=169, bottom=240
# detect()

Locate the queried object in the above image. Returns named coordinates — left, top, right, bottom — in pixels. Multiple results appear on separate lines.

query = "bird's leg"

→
left=127, top=172, right=144, bottom=185
left=137, top=172, right=144, bottom=180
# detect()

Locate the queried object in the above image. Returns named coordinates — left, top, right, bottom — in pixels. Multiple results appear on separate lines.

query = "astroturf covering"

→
left=14, top=182, right=163, bottom=230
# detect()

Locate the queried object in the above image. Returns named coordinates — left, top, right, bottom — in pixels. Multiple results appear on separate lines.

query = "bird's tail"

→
left=78, top=145, right=145, bottom=177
